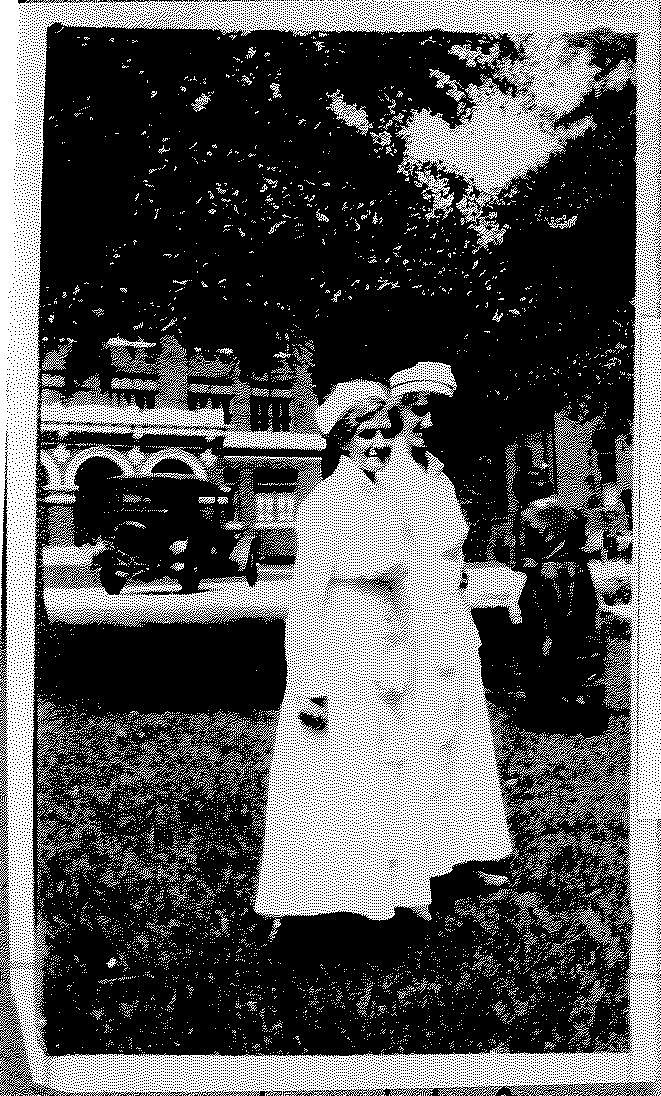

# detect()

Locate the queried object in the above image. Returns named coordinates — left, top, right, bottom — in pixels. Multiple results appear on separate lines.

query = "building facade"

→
left=40, top=337, right=632, bottom=564
left=40, top=335, right=324, bottom=563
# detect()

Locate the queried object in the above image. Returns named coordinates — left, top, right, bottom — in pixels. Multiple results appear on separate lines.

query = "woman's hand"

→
left=296, top=696, right=328, bottom=733
left=230, top=532, right=256, bottom=569
left=506, top=568, right=526, bottom=623
left=382, top=561, right=408, bottom=587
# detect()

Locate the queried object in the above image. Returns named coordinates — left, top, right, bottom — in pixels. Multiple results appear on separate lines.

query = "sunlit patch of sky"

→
left=329, top=85, right=572, bottom=194
left=329, top=93, right=370, bottom=134
left=405, top=97, right=562, bottom=193
left=192, top=93, right=212, bottom=112
left=329, top=36, right=632, bottom=195
left=330, top=86, right=564, bottom=193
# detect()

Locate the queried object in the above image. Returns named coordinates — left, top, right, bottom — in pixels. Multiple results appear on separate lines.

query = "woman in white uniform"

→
left=255, top=381, right=469, bottom=924
left=383, top=361, right=518, bottom=870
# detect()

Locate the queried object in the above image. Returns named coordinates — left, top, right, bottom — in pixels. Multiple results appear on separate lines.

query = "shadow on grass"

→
left=38, top=620, right=286, bottom=713
left=37, top=609, right=522, bottom=716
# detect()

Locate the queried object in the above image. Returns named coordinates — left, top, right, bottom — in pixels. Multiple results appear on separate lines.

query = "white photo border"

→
left=6, top=1, right=661, bottom=1090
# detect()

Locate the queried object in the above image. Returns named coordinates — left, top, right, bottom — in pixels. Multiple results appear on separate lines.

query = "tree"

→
left=40, top=26, right=519, bottom=384
left=467, top=30, right=635, bottom=439
left=41, top=24, right=635, bottom=452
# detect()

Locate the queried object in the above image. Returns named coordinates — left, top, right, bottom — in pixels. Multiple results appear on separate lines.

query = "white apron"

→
left=254, top=457, right=462, bottom=920
left=379, top=443, right=513, bottom=866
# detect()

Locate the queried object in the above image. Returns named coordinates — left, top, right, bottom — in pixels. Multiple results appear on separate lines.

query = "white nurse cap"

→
left=315, top=380, right=389, bottom=436
left=389, top=361, right=457, bottom=399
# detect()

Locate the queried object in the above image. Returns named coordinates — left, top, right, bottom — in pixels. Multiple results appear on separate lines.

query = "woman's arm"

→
left=284, top=494, right=338, bottom=702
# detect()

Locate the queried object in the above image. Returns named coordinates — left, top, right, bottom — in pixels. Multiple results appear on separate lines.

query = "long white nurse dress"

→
left=379, top=443, right=513, bottom=866
left=254, top=456, right=463, bottom=920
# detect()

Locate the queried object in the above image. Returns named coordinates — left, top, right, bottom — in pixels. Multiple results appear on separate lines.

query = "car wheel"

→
left=100, top=564, right=127, bottom=595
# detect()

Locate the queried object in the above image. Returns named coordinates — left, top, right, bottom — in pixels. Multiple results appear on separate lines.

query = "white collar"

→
left=334, top=455, right=380, bottom=494
left=424, top=451, right=445, bottom=476
left=388, top=436, right=443, bottom=473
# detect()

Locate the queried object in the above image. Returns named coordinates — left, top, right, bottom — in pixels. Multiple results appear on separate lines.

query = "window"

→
left=272, top=398, right=290, bottom=431
left=188, top=377, right=233, bottom=420
left=111, top=374, right=158, bottom=409
left=247, top=353, right=294, bottom=388
left=253, top=468, right=297, bottom=525
left=250, top=397, right=291, bottom=432
left=188, top=392, right=232, bottom=421
left=112, top=390, right=156, bottom=410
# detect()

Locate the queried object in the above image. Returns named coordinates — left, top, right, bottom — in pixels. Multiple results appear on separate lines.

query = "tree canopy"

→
left=42, top=28, right=508, bottom=360
left=471, top=30, right=635, bottom=438
left=41, top=24, right=635, bottom=440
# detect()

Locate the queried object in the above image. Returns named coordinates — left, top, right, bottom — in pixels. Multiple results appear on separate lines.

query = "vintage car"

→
left=86, top=473, right=259, bottom=594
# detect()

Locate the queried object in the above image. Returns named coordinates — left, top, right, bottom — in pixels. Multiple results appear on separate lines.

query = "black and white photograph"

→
left=5, top=1, right=661, bottom=1089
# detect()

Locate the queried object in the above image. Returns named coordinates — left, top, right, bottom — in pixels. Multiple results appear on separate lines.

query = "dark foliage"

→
left=41, top=28, right=508, bottom=366
left=474, top=77, right=635, bottom=437
left=40, top=27, right=635, bottom=537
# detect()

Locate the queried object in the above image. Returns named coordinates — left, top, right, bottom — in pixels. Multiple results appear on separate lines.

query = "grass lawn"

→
left=37, top=623, right=630, bottom=1054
